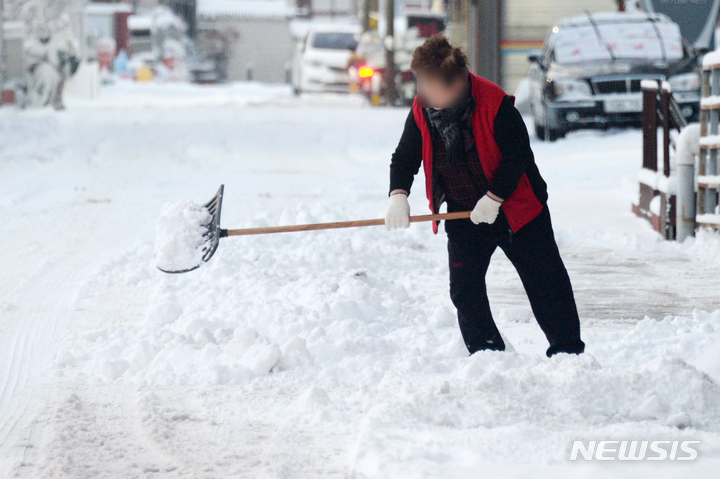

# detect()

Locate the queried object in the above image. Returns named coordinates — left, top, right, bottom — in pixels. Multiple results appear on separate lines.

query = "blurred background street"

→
left=1, top=0, right=720, bottom=477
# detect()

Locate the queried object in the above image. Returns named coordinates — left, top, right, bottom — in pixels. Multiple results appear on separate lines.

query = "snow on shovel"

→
left=154, top=185, right=472, bottom=274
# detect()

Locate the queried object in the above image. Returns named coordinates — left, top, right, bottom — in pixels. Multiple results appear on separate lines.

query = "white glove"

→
left=385, top=193, right=410, bottom=230
left=470, top=194, right=502, bottom=225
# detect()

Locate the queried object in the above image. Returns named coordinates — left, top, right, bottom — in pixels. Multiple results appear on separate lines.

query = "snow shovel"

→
left=157, top=185, right=471, bottom=274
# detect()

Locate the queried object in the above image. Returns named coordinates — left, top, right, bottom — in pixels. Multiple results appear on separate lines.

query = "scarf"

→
left=425, top=85, right=474, bottom=165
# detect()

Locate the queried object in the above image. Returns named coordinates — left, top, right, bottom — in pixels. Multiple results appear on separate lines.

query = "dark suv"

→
left=528, top=12, right=700, bottom=141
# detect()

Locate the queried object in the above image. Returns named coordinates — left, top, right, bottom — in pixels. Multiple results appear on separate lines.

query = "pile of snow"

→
left=154, top=201, right=211, bottom=272
left=64, top=204, right=720, bottom=396
left=66, top=204, right=461, bottom=387
left=75, top=297, right=290, bottom=384
left=57, top=211, right=720, bottom=470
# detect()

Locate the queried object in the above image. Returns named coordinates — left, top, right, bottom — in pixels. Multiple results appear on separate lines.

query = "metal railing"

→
left=633, top=80, right=686, bottom=240
left=698, top=59, right=720, bottom=229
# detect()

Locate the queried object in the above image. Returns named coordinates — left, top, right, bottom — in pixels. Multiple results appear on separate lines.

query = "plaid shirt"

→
left=429, top=113, right=490, bottom=210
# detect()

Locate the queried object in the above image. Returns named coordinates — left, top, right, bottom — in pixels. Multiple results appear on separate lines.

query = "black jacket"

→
left=389, top=96, right=548, bottom=206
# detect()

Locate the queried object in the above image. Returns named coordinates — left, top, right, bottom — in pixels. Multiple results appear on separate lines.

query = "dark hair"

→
left=410, top=34, right=468, bottom=84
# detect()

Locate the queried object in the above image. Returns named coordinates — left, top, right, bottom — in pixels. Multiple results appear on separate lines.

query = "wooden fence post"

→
left=642, top=83, right=658, bottom=172
left=661, top=86, right=671, bottom=178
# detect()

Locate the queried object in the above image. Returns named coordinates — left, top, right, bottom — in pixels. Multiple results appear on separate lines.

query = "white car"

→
left=292, top=24, right=360, bottom=95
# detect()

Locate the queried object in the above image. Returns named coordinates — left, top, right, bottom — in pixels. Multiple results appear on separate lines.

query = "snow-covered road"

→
left=1, top=82, right=719, bottom=478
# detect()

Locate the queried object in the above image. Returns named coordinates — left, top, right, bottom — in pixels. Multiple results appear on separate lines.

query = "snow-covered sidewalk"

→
left=0, top=81, right=719, bottom=478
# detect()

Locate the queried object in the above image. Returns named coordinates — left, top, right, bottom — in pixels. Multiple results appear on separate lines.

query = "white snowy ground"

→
left=1, top=81, right=720, bottom=478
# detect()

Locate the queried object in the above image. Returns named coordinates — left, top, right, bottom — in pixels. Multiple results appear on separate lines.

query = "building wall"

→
left=197, top=17, right=293, bottom=83
left=3, top=22, right=26, bottom=81
left=135, top=0, right=164, bottom=12
left=446, top=0, right=617, bottom=94
left=309, top=0, right=357, bottom=16
left=503, top=0, right=617, bottom=94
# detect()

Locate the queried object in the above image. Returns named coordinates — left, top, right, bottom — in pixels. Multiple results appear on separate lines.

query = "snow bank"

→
left=154, top=200, right=211, bottom=272
left=349, top=307, right=720, bottom=475
left=59, top=203, right=720, bottom=473
left=61, top=287, right=294, bottom=385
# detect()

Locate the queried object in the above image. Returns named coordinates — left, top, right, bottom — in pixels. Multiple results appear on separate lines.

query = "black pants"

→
left=445, top=203, right=585, bottom=357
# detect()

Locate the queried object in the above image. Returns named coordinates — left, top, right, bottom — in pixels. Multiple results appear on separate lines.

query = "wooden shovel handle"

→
left=223, top=211, right=472, bottom=237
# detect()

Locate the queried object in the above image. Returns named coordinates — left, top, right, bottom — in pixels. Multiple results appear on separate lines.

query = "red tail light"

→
left=358, top=66, right=374, bottom=78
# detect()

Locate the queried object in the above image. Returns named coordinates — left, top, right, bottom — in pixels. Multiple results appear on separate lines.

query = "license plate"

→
left=604, top=98, right=642, bottom=113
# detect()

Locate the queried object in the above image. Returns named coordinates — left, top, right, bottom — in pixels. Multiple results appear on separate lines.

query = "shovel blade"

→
left=157, top=185, right=225, bottom=274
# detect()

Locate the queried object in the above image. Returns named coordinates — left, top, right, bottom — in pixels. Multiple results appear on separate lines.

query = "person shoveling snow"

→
left=153, top=36, right=585, bottom=359
left=385, top=35, right=585, bottom=358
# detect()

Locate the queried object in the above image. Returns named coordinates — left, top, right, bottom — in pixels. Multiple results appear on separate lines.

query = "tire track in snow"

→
left=0, top=333, right=29, bottom=445
left=0, top=251, right=95, bottom=473
left=0, top=180, right=161, bottom=475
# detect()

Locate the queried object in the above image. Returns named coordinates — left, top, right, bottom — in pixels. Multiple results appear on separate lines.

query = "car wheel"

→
left=293, top=87, right=301, bottom=96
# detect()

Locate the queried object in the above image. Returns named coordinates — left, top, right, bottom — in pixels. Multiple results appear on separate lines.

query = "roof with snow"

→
left=85, top=3, right=133, bottom=15
left=557, top=11, right=674, bottom=27
left=197, top=0, right=294, bottom=20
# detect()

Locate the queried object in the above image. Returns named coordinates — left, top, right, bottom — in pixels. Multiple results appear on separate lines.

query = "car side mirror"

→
left=528, top=53, right=540, bottom=64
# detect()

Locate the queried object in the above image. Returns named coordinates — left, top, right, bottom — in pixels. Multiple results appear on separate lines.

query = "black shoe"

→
left=546, top=341, right=585, bottom=358
left=468, top=337, right=506, bottom=355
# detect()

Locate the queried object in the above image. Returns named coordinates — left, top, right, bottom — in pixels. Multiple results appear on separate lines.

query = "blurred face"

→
left=416, top=72, right=468, bottom=109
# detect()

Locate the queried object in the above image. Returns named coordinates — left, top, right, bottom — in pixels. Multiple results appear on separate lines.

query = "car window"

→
left=553, top=20, right=683, bottom=63
left=311, top=32, right=359, bottom=51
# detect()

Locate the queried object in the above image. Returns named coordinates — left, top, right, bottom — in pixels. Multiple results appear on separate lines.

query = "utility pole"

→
left=469, top=0, right=502, bottom=85
left=361, top=0, right=370, bottom=32
left=0, top=0, right=5, bottom=89
left=384, top=0, right=398, bottom=105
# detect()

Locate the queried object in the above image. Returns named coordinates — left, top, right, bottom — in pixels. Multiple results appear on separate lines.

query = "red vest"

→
left=412, top=73, right=544, bottom=234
